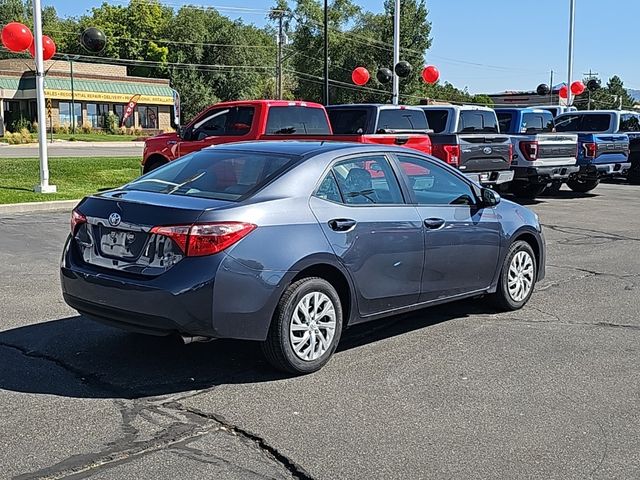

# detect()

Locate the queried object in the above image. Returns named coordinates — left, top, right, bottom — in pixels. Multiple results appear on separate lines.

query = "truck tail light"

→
left=443, top=144, right=460, bottom=166
left=70, top=208, right=87, bottom=234
left=508, top=143, right=513, bottom=165
left=519, top=141, right=538, bottom=161
left=583, top=142, right=597, bottom=158
left=151, top=222, right=256, bottom=257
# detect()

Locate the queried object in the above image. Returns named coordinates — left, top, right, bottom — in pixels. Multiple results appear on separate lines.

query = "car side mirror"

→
left=481, top=188, right=501, bottom=207
left=178, top=126, right=189, bottom=140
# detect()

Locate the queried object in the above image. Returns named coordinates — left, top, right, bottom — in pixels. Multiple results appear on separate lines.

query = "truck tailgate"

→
left=519, top=134, right=578, bottom=167
left=328, top=133, right=432, bottom=155
left=586, top=134, right=629, bottom=165
left=457, top=135, right=512, bottom=172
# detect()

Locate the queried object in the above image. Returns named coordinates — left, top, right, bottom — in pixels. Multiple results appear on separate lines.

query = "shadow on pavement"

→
left=0, top=299, right=493, bottom=400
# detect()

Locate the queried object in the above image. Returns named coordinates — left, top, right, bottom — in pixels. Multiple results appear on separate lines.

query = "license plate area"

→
left=99, top=227, right=146, bottom=260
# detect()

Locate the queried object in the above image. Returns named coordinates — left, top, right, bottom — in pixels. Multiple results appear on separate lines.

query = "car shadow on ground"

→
left=0, top=299, right=495, bottom=400
left=505, top=190, right=599, bottom=206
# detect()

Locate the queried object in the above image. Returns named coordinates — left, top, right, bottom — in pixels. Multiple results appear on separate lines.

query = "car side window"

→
left=619, top=114, right=640, bottom=132
left=191, top=107, right=254, bottom=140
left=315, top=172, right=342, bottom=203
left=395, top=155, right=476, bottom=206
left=331, top=156, right=404, bottom=205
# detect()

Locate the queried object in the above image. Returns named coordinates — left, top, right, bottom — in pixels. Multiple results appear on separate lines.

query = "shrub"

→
left=9, top=117, right=32, bottom=133
left=31, top=121, right=38, bottom=133
left=118, top=126, right=127, bottom=135
left=19, top=128, right=33, bottom=143
left=104, top=113, right=119, bottom=135
left=133, top=127, right=142, bottom=136
left=81, top=124, right=93, bottom=134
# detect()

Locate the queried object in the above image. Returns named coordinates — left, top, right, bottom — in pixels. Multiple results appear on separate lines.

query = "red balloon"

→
left=28, top=35, right=56, bottom=61
left=351, top=67, right=370, bottom=86
left=571, top=81, right=585, bottom=96
left=559, top=85, right=568, bottom=99
left=1, top=22, right=33, bottom=52
left=421, top=65, right=440, bottom=84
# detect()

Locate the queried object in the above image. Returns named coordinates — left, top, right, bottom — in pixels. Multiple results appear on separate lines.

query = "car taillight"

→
left=508, top=143, right=513, bottom=165
left=583, top=142, right=597, bottom=158
left=70, top=208, right=87, bottom=234
left=519, top=141, right=538, bottom=161
left=443, top=144, right=460, bottom=166
left=150, top=222, right=256, bottom=257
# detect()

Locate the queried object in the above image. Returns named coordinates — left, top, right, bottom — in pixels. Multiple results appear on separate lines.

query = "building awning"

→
left=0, top=75, right=174, bottom=105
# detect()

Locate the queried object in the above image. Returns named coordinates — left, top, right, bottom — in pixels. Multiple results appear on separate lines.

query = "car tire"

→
left=543, top=180, right=562, bottom=196
left=262, top=277, right=343, bottom=374
left=628, top=163, right=640, bottom=185
left=489, top=240, right=537, bottom=311
left=511, top=182, right=546, bottom=200
left=566, top=177, right=599, bottom=193
left=143, top=157, right=168, bottom=174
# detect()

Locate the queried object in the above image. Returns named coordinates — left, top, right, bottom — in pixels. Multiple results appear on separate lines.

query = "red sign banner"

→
left=121, top=94, right=141, bottom=126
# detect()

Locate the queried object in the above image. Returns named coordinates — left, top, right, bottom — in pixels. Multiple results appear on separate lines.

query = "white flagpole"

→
left=32, top=0, right=56, bottom=193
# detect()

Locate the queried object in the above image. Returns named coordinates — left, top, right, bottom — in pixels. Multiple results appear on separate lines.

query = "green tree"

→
left=575, top=75, right=635, bottom=110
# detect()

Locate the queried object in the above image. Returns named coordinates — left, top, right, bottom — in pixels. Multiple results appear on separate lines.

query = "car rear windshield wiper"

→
left=273, top=127, right=296, bottom=134
left=166, top=171, right=206, bottom=195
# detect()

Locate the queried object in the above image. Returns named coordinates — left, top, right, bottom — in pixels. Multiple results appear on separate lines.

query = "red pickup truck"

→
left=142, top=100, right=432, bottom=173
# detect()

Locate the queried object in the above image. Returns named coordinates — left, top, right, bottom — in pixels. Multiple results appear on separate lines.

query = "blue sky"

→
left=44, top=0, right=640, bottom=94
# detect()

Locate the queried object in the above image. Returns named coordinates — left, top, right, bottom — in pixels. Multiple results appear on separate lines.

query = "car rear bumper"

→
left=465, top=170, right=514, bottom=185
left=60, top=237, right=286, bottom=341
left=513, top=165, right=580, bottom=183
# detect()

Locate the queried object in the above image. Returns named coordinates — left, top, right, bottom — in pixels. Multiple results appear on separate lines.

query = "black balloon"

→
left=587, top=79, right=601, bottom=91
left=536, top=83, right=550, bottom=96
left=376, top=67, right=393, bottom=84
left=80, top=27, right=107, bottom=53
left=394, top=61, right=412, bottom=78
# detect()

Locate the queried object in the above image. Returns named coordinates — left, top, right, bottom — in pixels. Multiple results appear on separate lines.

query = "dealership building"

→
left=0, top=59, right=175, bottom=136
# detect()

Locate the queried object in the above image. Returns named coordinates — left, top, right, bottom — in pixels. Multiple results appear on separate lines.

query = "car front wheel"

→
left=490, top=240, right=537, bottom=311
left=262, top=277, right=343, bottom=374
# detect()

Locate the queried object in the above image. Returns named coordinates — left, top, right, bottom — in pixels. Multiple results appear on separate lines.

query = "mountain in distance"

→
left=627, top=89, right=640, bottom=102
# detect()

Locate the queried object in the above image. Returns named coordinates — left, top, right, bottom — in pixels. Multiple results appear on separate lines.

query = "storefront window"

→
left=138, top=105, right=158, bottom=129
left=87, top=103, right=110, bottom=128
left=59, top=102, right=82, bottom=127
left=114, top=104, right=134, bottom=128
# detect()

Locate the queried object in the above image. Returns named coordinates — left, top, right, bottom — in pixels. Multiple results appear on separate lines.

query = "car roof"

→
left=326, top=104, right=424, bottom=111
left=200, top=140, right=416, bottom=157
left=556, top=110, right=636, bottom=116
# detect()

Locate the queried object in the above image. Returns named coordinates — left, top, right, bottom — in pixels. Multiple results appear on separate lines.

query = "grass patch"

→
left=0, top=157, right=140, bottom=204
left=52, top=133, right=144, bottom=142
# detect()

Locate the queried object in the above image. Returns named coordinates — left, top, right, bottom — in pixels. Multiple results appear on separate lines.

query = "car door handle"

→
left=328, top=219, right=357, bottom=232
left=424, top=218, right=446, bottom=230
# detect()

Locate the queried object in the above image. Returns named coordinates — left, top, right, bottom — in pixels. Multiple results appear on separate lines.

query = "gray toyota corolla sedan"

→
left=61, top=141, right=545, bottom=374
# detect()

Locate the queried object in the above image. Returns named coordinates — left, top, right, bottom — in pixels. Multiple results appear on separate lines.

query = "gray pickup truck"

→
left=417, top=105, right=514, bottom=186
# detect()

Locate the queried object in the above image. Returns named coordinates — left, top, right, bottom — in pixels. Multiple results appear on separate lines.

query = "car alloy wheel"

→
left=289, top=292, right=337, bottom=361
left=507, top=250, right=534, bottom=302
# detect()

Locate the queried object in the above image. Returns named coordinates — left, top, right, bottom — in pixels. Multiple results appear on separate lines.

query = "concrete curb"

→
left=0, top=199, right=80, bottom=214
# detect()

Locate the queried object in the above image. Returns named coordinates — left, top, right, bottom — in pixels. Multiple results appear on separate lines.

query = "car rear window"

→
left=124, top=151, right=299, bottom=201
left=423, top=109, right=449, bottom=133
left=496, top=112, right=513, bottom=133
left=522, top=111, right=555, bottom=133
left=555, top=114, right=612, bottom=132
left=328, top=108, right=370, bottom=134
left=458, top=110, right=499, bottom=133
left=265, top=106, right=331, bottom=134
left=376, top=109, right=429, bottom=132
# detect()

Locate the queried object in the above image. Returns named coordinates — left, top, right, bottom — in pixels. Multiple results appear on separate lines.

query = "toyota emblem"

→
left=483, top=147, right=493, bottom=155
left=108, top=213, right=121, bottom=227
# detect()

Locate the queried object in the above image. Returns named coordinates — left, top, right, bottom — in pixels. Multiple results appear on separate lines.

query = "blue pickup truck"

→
left=495, top=107, right=579, bottom=198
left=554, top=110, right=635, bottom=192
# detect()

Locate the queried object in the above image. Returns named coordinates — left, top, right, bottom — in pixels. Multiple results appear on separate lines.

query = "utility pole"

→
left=392, top=0, right=400, bottom=105
left=549, top=70, right=554, bottom=104
left=70, top=58, right=76, bottom=134
left=323, top=0, right=329, bottom=105
left=566, top=0, right=576, bottom=106
left=32, top=0, right=56, bottom=193
left=276, top=13, right=283, bottom=100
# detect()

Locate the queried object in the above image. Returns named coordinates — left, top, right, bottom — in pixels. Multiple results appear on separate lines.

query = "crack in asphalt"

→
left=542, top=224, right=640, bottom=244
left=167, top=402, right=314, bottom=480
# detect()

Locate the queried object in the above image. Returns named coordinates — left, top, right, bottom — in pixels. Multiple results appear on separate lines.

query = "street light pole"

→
left=392, top=0, right=400, bottom=105
left=566, top=0, right=576, bottom=106
left=32, top=0, right=56, bottom=193
left=70, top=58, right=76, bottom=134
left=323, top=0, right=329, bottom=105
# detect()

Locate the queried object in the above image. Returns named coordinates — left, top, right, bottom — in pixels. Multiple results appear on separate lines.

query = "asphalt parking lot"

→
left=1, top=182, right=638, bottom=480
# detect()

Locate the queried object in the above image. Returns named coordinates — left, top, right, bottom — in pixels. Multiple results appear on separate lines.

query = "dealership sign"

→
left=43, top=88, right=173, bottom=105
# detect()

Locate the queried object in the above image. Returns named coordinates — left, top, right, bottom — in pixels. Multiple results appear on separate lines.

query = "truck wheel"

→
left=143, top=157, right=168, bottom=174
left=543, top=181, right=562, bottom=196
left=628, top=163, right=640, bottom=185
left=511, top=183, right=546, bottom=200
left=261, top=277, right=343, bottom=375
left=489, top=240, right=537, bottom=311
left=566, top=177, right=600, bottom=193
